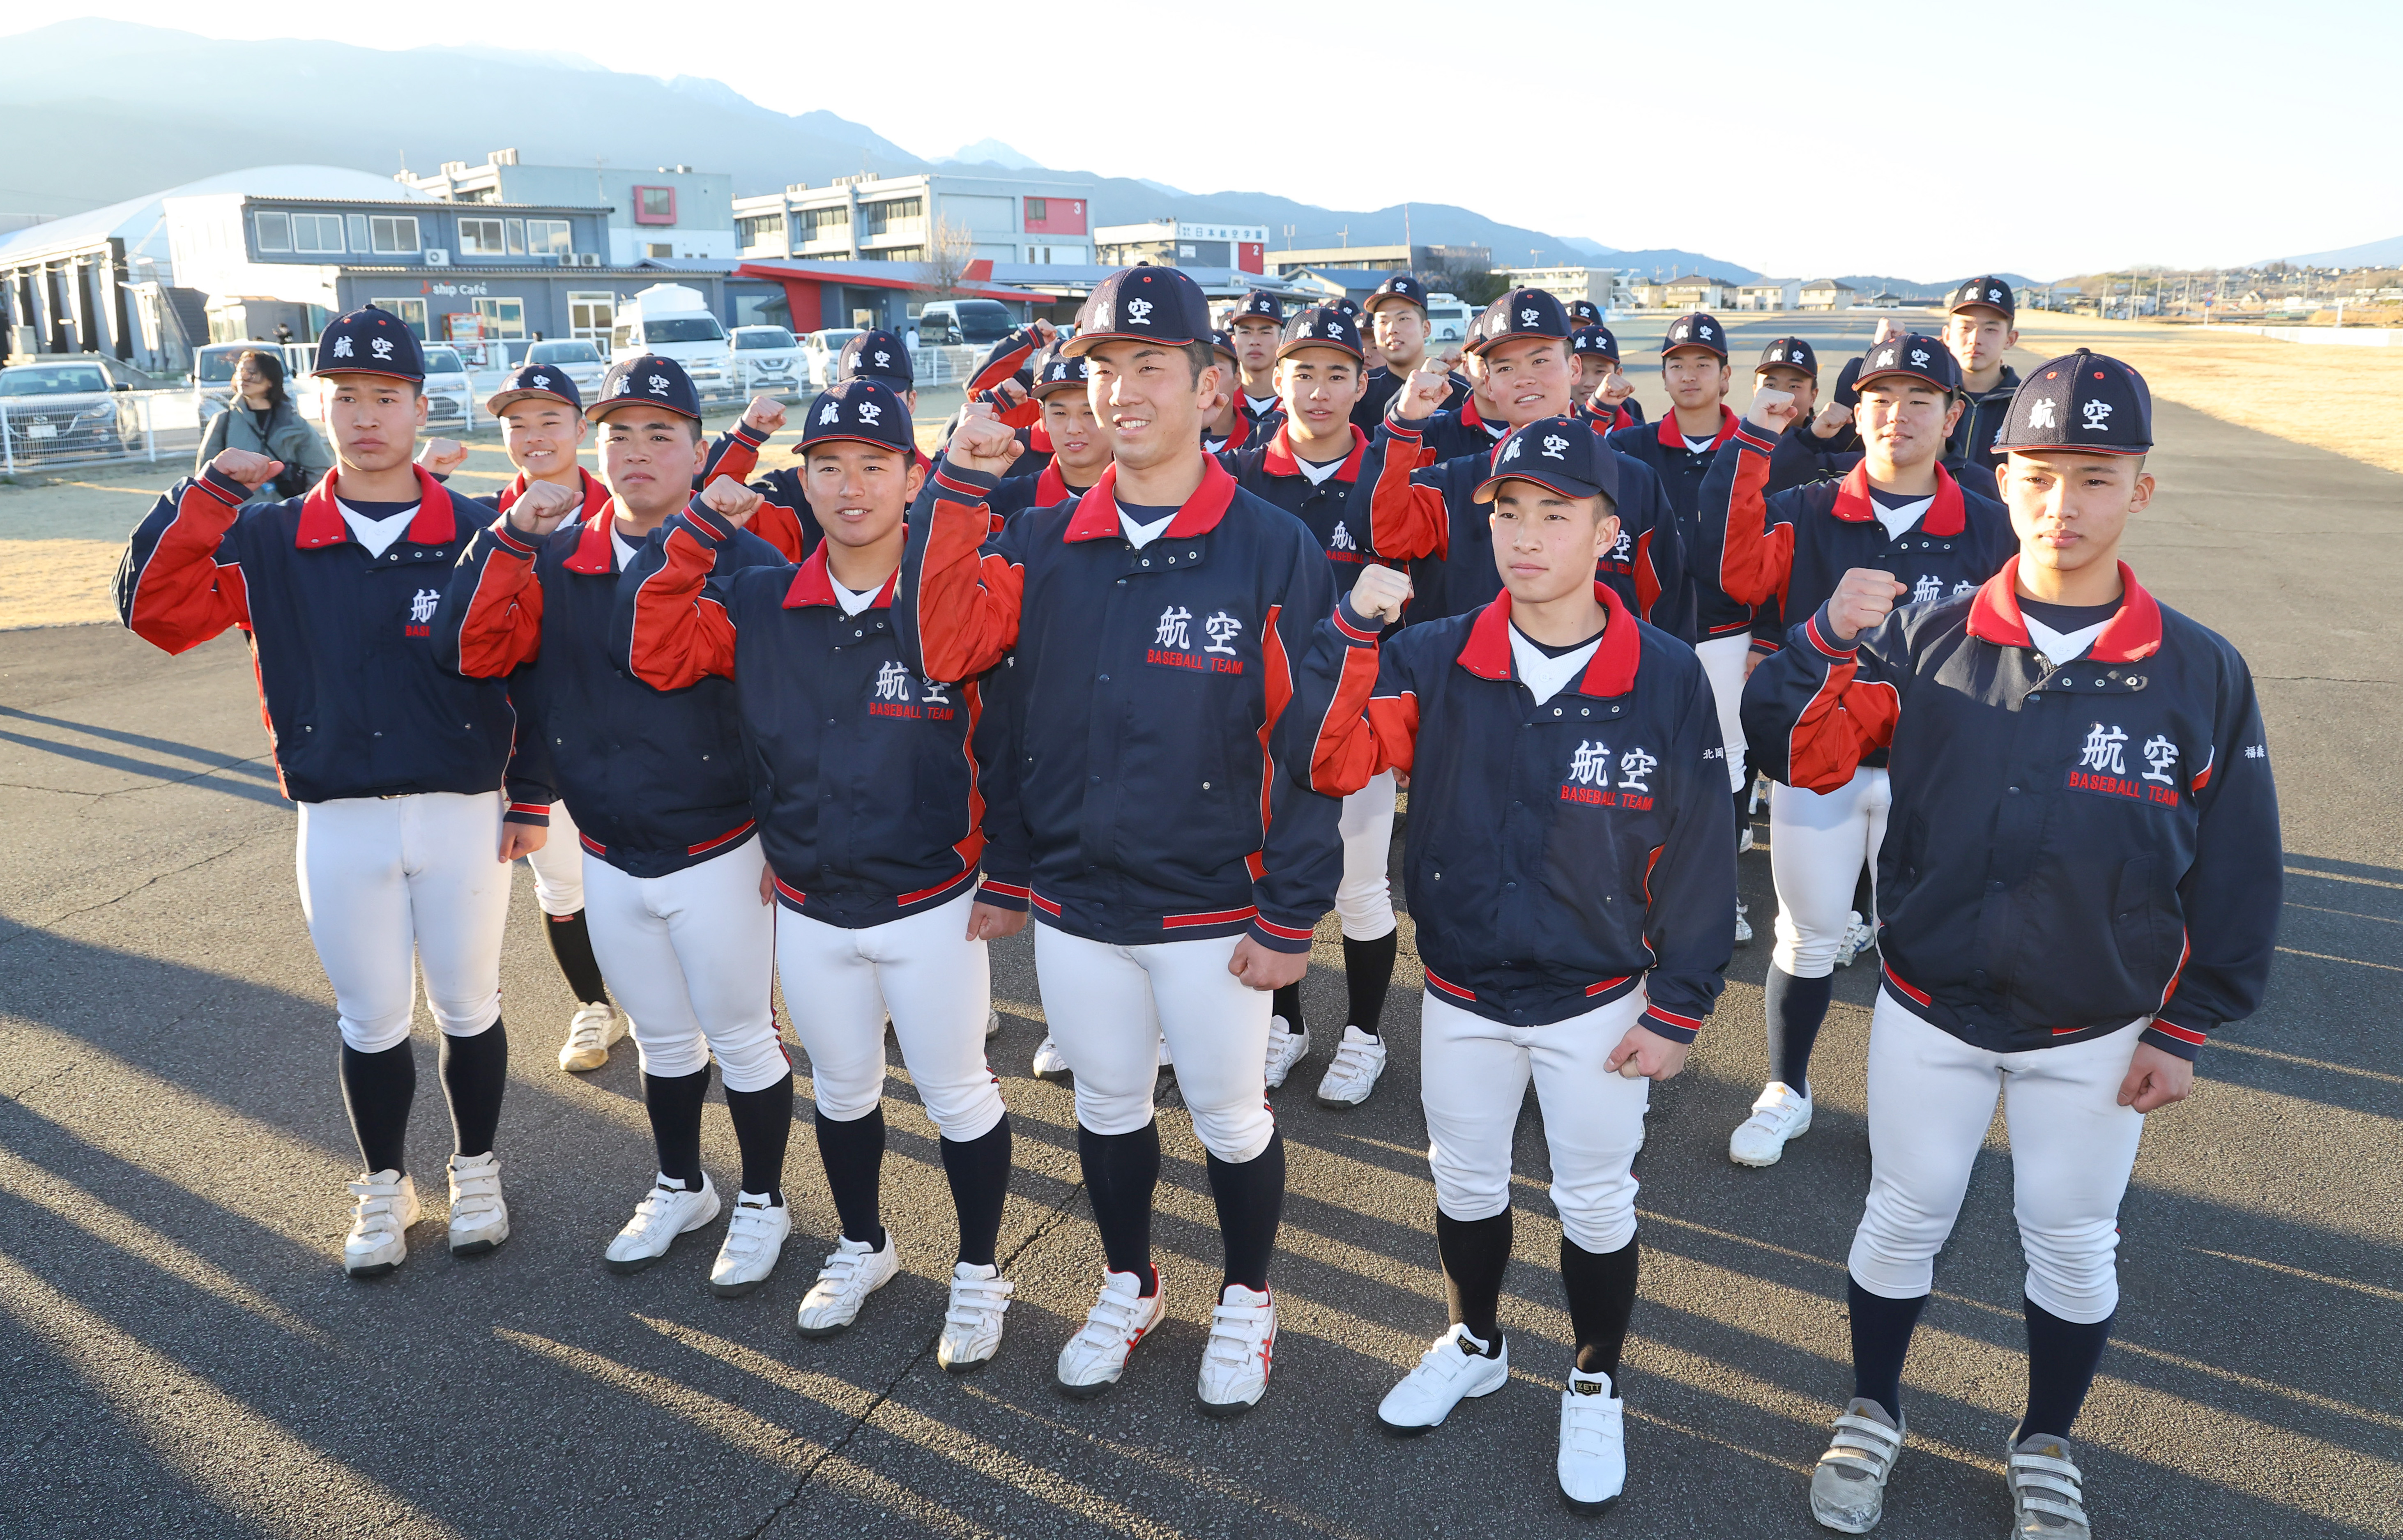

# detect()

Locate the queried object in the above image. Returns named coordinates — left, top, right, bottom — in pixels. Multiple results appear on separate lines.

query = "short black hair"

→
left=1181, top=339, right=1218, bottom=385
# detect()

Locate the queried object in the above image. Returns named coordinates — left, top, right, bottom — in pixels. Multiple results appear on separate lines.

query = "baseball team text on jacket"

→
left=615, top=498, right=1026, bottom=927
left=116, top=465, right=547, bottom=811
left=1297, top=582, right=1734, bottom=1034
left=1222, top=423, right=1374, bottom=572
left=1356, top=416, right=1689, bottom=637
left=1607, top=408, right=1752, bottom=642
left=434, top=507, right=783, bottom=877
left=898, top=459, right=1342, bottom=953
left=1703, top=423, right=2016, bottom=680
left=1740, top=563, right=2281, bottom=1060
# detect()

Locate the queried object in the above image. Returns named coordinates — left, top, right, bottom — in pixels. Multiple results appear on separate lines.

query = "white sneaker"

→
left=1031, top=1035, right=1071, bottom=1081
left=1834, top=910, right=1877, bottom=968
left=1811, top=1397, right=1906, bottom=1533
left=558, top=1003, right=628, bottom=1073
left=2006, top=1433, right=2090, bottom=1539
left=937, top=1261, right=1015, bottom=1373
left=794, top=1231, right=900, bottom=1337
left=1056, top=1268, right=1167, bottom=1399
left=1377, top=1324, right=1509, bottom=1435
left=709, top=1191, right=791, bottom=1298
left=1315, top=1025, right=1388, bottom=1108
left=1735, top=900, right=1754, bottom=947
left=1729, top=1081, right=1814, bottom=1168
left=1557, top=1367, right=1627, bottom=1513
left=343, top=1169, right=421, bottom=1278
left=1738, top=823, right=1755, bottom=853
left=985, top=1007, right=1002, bottom=1040
left=446, top=1151, right=509, bottom=1256
left=1263, top=1015, right=1311, bottom=1090
left=1197, top=1283, right=1277, bottom=1416
left=604, top=1173, right=722, bottom=1274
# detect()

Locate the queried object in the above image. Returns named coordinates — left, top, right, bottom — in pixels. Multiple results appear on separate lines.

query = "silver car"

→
left=730, top=326, right=802, bottom=397
left=0, top=356, right=154, bottom=464
left=522, top=338, right=609, bottom=404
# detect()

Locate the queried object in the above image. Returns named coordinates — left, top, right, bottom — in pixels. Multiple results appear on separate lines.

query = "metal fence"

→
left=0, top=389, right=207, bottom=476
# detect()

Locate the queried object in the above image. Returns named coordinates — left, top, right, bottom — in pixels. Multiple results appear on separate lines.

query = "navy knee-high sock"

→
left=1848, top=1276, right=1931, bottom=1422
left=1434, top=1208, right=1511, bottom=1351
left=1077, top=1119, right=1161, bottom=1291
left=1205, top=1129, right=1285, bottom=1294
left=1343, top=929, right=1400, bottom=1036
left=643, top=1067, right=710, bottom=1189
left=2019, top=1298, right=2114, bottom=1440
left=1561, top=1235, right=1641, bottom=1381
left=543, top=910, right=609, bottom=1004
left=940, top=1114, right=1013, bottom=1269
left=723, top=1074, right=793, bottom=1204
left=814, top=1105, right=886, bottom=1248
left=1270, top=982, right=1306, bottom=1037
left=437, top=1021, right=509, bottom=1158
left=339, top=1041, right=415, bottom=1175
left=1765, top=967, right=1837, bottom=1094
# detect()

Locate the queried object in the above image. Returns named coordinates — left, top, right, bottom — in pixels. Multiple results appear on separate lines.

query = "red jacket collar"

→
left=1029, top=419, right=1054, bottom=453
left=295, top=464, right=458, bottom=549
left=1034, top=459, right=1093, bottom=507
left=497, top=467, right=610, bottom=519
left=562, top=512, right=619, bottom=575
left=1063, top=460, right=1238, bottom=543
left=1656, top=405, right=1737, bottom=452
left=1261, top=422, right=1367, bottom=483
left=783, top=542, right=898, bottom=610
left=1829, top=460, right=1966, bottom=537
left=1966, top=558, right=2163, bottom=663
left=1459, top=393, right=1489, bottom=433
left=1457, top=581, right=1642, bottom=697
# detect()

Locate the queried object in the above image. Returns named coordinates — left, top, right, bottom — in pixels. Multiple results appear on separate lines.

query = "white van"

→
left=610, top=284, right=736, bottom=405
left=1424, top=292, right=1474, bottom=345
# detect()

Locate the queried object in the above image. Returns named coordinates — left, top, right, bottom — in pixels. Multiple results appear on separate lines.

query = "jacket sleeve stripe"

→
left=1712, top=434, right=1792, bottom=608
left=447, top=530, right=545, bottom=678
left=1362, top=426, right=1448, bottom=563
left=911, top=486, right=1023, bottom=682
left=119, top=474, right=251, bottom=654
left=623, top=518, right=739, bottom=689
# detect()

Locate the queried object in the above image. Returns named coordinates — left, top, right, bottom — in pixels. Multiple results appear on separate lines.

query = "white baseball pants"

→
left=1336, top=770, right=1398, bottom=941
left=1034, top=923, right=1274, bottom=1163
left=776, top=889, right=1005, bottom=1141
left=295, top=791, right=512, bottom=1053
left=582, top=837, right=785, bottom=1092
left=1769, top=769, right=1892, bottom=978
left=1694, top=634, right=1753, bottom=795
left=1418, top=988, right=1652, bottom=1254
left=522, top=799, right=584, bottom=916
left=1849, top=994, right=2148, bottom=1324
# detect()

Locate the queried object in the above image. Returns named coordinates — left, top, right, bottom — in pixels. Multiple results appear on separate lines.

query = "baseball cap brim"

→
left=1660, top=340, right=1728, bottom=360
left=1852, top=363, right=1952, bottom=393
left=1473, top=467, right=1604, bottom=504
left=316, top=365, right=424, bottom=386
left=1366, top=291, right=1426, bottom=313
left=1995, top=437, right=2149, bottom=457
left=483, top=386, right=579, bottom=415
left=799, top=431, right=915, bottom=455
left=847, top=371, right=913, bottom=392
left=1030, top=376, right=1087, bottom=398
left=585, top=396, right=702, bottom=423
left=1061, top=329, right=1206, bottom=358
left=1276, top=336, right=1363, bottom=363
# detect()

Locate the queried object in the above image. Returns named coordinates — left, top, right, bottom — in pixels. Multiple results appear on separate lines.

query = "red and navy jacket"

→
left=473, top=466, right=614, bottom=523
left=982, top=459, right=1093, bottom=526
left=700, top=421, right=932, bottom=566
left=433, top=506, right=783, bottom=878
left=617, top=495, right=1028, bottom=926
left=1607, top=408, right=1753, bottom=643
left=1703, top=423, right=2015, bottom=699
left=1298, top=582, right=1733, bottom=1034
left=1742, top=561, right=2279, bottom=1060
left=1947, top=366, right=2021, bottom=470
left=898, top=458, right=1342, bottom=953
left=1353, top=414, right=1690, bottom=640
left=116, top=465, right=548, bottom=814
left=1759, top=423, right=2001, bottom=504
left=1221, top=423, right=1374, bottom=574
left=1354, top=365, right=1470, bottom=432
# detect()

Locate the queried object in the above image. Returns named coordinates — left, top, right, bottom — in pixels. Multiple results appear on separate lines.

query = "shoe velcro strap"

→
left=2021, top=1493, right=2089, bottom=1522
left=2015, top=1473, right=2085, bottom=1504
left=1817, top=1451, right=1894, bottom=1478
left=1830, top=1414, right=1902, bottom=1448
left=2010, top=1452, right=2083, bottom=1484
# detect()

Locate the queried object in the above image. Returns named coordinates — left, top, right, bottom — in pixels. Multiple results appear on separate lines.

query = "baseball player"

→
left=1226, top=288, right=1287, bottom=432
left=116, top=307, right=543, bottom=1277
left=621, top=379, right=1029, bottom=1368
left=418, top=364, right=631, bottom=1073
left=899, top=265, right=1342, bottom=1414
left=1702, top=333, right=2016, bottom=1168
left=435, top=355, right=796, bottom=1296
left=1220, top=305, right=1397, bottom=1106
left=1298, top=419, right=1733, bottom=1510
left=1942, top=276, right=2024, bottom=469
left=1574, top=325, right=1643, bottom=432
left=1742, top=352, right=2280, bottom=1538
left=1355, top=274, right=1468, bottom=430
left=1748, top=338, right=1836, bottom=494
left=1200, top=330, right=1250, bottom=454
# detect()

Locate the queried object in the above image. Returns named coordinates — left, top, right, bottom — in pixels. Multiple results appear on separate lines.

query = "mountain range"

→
left=1, top=20, right=2041, bottom=295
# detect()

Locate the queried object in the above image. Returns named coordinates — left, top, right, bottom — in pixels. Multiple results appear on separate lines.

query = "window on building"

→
left=370, top=216, right=421, bottom=255
left=1025, top=198, right=1048, bottom=224
left=292, top=213, right=344, bottom=253
left=860, top=198, right=923, bottom=238
left=367, top=297, right=429, bottom=338
left=568, top=292, right=615, bottom=342
left=253, top=212, right=292, bottom=253
left=504, top=218, right=526, bottom=255
left=348, top=214, right=371, bottom=254
left=876, top=246, right=925, bottom=263
left=471, top=297, right=526, bottom=338
left=635, top=186, right=677, bottom=225
left=737, top=214, right=785, bottom=251
left=645, top=242, right=674, bottom=260
left=525, top=219, right=573, bottom=258
left=797, top=205, right=849, bottom=244
left=457, top=218, right=508, bottom=257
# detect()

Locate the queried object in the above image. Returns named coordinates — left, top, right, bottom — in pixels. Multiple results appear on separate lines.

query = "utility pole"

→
left=1403, top=203, right=1413, bottom=264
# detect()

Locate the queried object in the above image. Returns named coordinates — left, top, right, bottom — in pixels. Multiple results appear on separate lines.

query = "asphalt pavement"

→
left=1, top=345, right=2397, bottom=1539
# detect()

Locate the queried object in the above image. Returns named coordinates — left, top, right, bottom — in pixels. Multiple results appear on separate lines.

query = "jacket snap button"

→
left=2008, top=785, right=2021, bottom=793
left=1098, top=674, right=1109, bottom=683
left=1202, top=781, right=1211, bottom=790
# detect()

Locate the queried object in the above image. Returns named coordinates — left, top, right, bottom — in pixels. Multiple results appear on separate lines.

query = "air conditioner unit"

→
left=576, top=253, right=602, bottom=267
left=424, top=249, right=451, bottom=267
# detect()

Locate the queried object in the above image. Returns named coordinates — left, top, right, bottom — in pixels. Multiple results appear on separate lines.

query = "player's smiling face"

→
left=1478, top=336, right=1576, bottom=426
left=597, top=409, right=706, bottom=521
left=1086, top=340, right=1217, bottom=473
left=1490, top=480, right=1620, bottom=605
left=1039, top=392, right=1109, bottom=480
left=805, top=441, right=921, bottom=549
left=321, top=373, right=427, bottom=474
left=2002, top=449, right=2152, bottom=579
left=1757, top=363, right=1817, bottom=421
left=1273, top=347, right=1364, bottom=442
left=1369, top=301, right=1427, bottom=367
left=502, top=401, right=586, bottom=480
left=1660, top=346, right=1730, bottom=410
left=1856, top=379, right=1963, bottom=470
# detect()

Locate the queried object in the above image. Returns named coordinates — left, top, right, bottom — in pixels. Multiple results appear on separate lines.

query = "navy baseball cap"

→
left=1568, top=299, right=1605, bottom=328
left=1466, top=287, right=1573, bottom=355
left=1571, top=325, right=1620, bottom=362
left=1992, top=349, right=2152, bottom=457
left=485, top=361, right=583, bottom=416
left=1854, top=333, right=1962, bottom=395
left=1660, top=312, right=1728, bottom=360
left=590, top=354, right=702, bottom=422
left=1064, top=266, right=1217, bottom=356
left=1031, top=349, right=1090, bottom=400
left=1208, top=328, right=1240, bottom=365
left=1277, top=306, right=1364, bottom=363
left=1756, top=337, right=1818, bottom=378
left=840, top=329, right=914, bottom=390
left=1365, top=274, right=1429, bottom=313
left=1474, top=416, right=1621, bottom=509
left=1229, top=289, right=1285, bottom=327
left=1947, top=276, right=2017, bottom=320
left=801, top=378, right=916, bottom=457
left=315, top=306, right=422, bottom=383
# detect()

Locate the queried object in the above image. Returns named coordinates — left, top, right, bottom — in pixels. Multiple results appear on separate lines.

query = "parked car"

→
left=610, top=284, right=737, bottom=404
left=522, top=338, right=610, bottom=405
left=802, top=328, right=863, bottom=387
left=193, top=341, right=272, bottom=422
left=293, top=343, right=475, bottom=430
left=1424, top=292, right=1474, bottom=345
left=914, top=299, right=1017, bottom=348
left=729, top=326, right=802, bottom=397
left=0, top=357, right=154, bottom=464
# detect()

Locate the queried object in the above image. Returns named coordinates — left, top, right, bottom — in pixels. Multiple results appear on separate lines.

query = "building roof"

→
left=734, top=259, right=1056, bottom=306
left=1801, top=278, right=1857, bottom=291
left=0, top=165, right=432, bottom=269
left=1664, top=274, right=1738, bottom=287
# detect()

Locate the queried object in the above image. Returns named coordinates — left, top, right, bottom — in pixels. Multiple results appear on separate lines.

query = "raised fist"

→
left=982, top=378, right=1030, bottom=413
left=1597, top=371, right=1635, bottom=406
left=945, top=403, right=1020, bottom=475
left=1872, top=317, right=1904, bottom=345
left=1827, top=567, right=1907, bottom=642
left=1398, top=359, right=1455, bottom=421
left=1028, top=319, right=1060, bottom=348
left=209, top=448, right=283, bottom=492
left=1747, top=386, right=1798, bottom=433
left=507, top=477, right=583, bottom=538
left=417, top=437, right=468, bottom=477
left=698, top=474, right=764, bottom=529
left=1811, top=401, right=1855, bottom=439
left=1349, top=564, right=1413, bottom=626
left=742, top=395, right=787, bottom=435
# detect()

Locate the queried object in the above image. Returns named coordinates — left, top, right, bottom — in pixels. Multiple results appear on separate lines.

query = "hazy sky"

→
left=18, top=2, right=2398, bottom=279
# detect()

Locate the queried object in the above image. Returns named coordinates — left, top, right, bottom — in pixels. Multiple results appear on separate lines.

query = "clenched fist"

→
left=1811, top=401, right=1855, bottom=439
left=1396, top=358, right=1455, bottom=421
left=945, top=403, right=1020, bottom=476
left=1349, top=564, right=1413, bottom=626
left=209, top=448, right=284, bottom=492
left=698, top=475, right=764, bottom=528
left=1596, top=371, right=1635, bottom=407
left=1827, top=567, right=1908, bottom=642
left=742, top=395, right=787, bottom=435
left=1747, top=386, right=1798, bottom=433
left=506, top=477, right=584, bottom=538
left=1872, top=317, right=1904, bottom=345
left=417, top=437, right=468, bottom=477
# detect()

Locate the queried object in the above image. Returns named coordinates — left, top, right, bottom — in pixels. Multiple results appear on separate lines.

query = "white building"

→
left=1798, top=279, right=1856, bottom=311
left=1489, top=265, right=1622, bottom=311
left=398, top=152, right=736, bottom=266
left=733, top=172, right=1096, bottom=269
left=1095, top=220, right=1268, bottom=274
left=1735, top=280, right=1800, bottom=311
